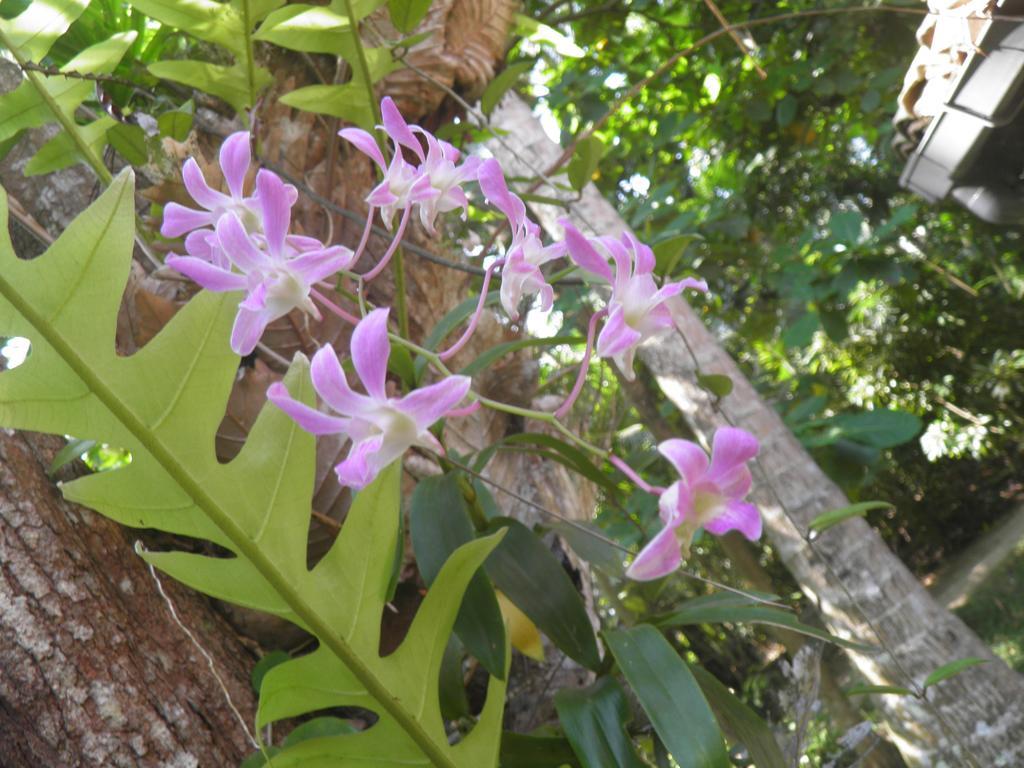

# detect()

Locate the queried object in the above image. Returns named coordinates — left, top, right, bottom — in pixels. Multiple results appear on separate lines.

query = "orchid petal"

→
left=718, top=465, right=753, bottom=499
left=398, top=376, right=472, bottom=430
left=182, top=158, right=229, bottom=211
left=707, top=427, right=759, bottom=485
left=239, top=280, right=267, bottom=312
left=256, top=169, right=290, bottom=256
left=704, top=499, right=762, bottom=541
left=626, top=523, right=682, bottom=581
left=478, top=159, right=527, bottom=230
left=595, top=307, right=643, bottom=358
left=350, top=308, right=391, bottom=400
left=230, top=306, right=269, bottom=356
left=380, top=96, right=423, bottom=160
left=166, top=255, right=246, bottom=292
left=561, top=219, right=613, bottom=282
left=267, top=382, right=350, bottom=436
left=216, top=213, right=269, bottom=272
left=624, top=232, right=656, bottom=274
left=675, top=276, right=709, bottom=293
left=219, top=131, right=251, bottom=199
left=310, top=344, right=375, bottom=415
left=290, top=246, right=355, bottom=283
left=335, top=434, right=385, bottom=489
left=340, top=127, right=386, bottom=169
left=161, top=203, right=214, bottom=238
left=658, top=439, right=710, bottom=488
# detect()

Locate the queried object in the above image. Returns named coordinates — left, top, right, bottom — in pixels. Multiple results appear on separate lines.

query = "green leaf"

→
left=0, top=172, right=508, bottom=768
left=26, top=116, right=116, bottom=176
left=808, top=501, right=893, bottom=536
left=148, top=60, right=271, bottom=114
left=106, top=122, right=149, bottom=166
left=0, top=31, right=136, bottom=145
left=651, top=593, right=874, bottom=652
left=282, top=716, right=358, bottom=746
left=567, top=135, right=605, bottom=191
left=410, top=473, right=507, bottom=679
left=0, top=0, right=89, bottom=61
left=514, top=14, right=584, bottom=57
left=605, top=625, right=730, bottom=768
left=48, top=437, right=97, bottom=475
left=554, top=677, right=647, bottom=768
left=484, top=517, right=601, bottom=670
left=830, top=209, right=863, bottom=246
left=775, top=94, right=797, bottom=128
left=548, top=520, right=624, bottom=575
left=501, top=432, right=613, bottom=492
left=438, top=636, right=470, bottom=720
left=481, top=60, right=533, bottom=116
left=500, top=732, right=581, bottom=768
left=254, top=4, right=352, bottom=54
left=923, top=657, right=989, bottom=689
left=126, top=0, right=248, bottom=55
left=846, top=684, right=914, bottom=697
left=157, top=109, right=193, bottom=141
left=689, top=665, right=787, bottom=768
left=828, top=409, right=922, bottom=449
left=782, top=311, right=819, bottom=349
left=696, top=373, right=733, bottom=398
left=459, top=333, right=578, bottom=376
left=251, top=649, right=290, bottom=693
left=388, top=0, right=430, bottom=34
left=279, top=82, right=374, bottom=129
left=652, top=233, right=703, bottom=278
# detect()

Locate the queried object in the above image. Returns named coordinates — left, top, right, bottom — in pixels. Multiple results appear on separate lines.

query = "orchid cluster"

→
left=161, top=98, right=763, bottom=581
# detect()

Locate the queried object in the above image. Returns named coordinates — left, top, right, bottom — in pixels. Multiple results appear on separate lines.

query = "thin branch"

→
left=702, top=0, right=767, bottom=79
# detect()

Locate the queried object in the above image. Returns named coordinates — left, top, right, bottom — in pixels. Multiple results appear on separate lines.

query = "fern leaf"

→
left=128, top=0, right=281, bottom=112
left=0, top=0, right=90, bottom=61
left=0, top=30, right=136, bottom=173
left=0, top=170, right=508, bottom=767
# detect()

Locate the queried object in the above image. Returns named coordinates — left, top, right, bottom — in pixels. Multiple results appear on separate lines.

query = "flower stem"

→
left=311, top=288, right=360, bottom=325
left=362, top=206, right=411, bottom=281
left=555, top=307, right=606, bottom=419
left=438, top=259, right=504, bottom=361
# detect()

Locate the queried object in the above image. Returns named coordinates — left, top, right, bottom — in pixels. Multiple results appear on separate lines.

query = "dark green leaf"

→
left=410, top=474, right=507, bottom=678
left=775, top=95, right=797, bottom=128
left=388, top=0, right=430, bottom=33
left=502, top=432, right=613, bottom=492
left=808, top=501, right=893, bottom=536
left=651, top=593, right=874, bottom=652
left=251, top=650, right=290, bottom=693
left=548, top=520, right=624, bottom=574
left=923, top=657, right=989, bottom=689
left=689, top=665, right=787, bottom=768
left=240, top=746, right=283, bottom=767
left=482, top=61, right=534, bottom=116
left=782, top=312, right=819, bottom=349
left=107, top=123, right=148, bottom=165
left=282, top=716, right=357, bottom=746
left=697, top=373, right=733, bottom=398
left=460, top=334, right=579, bottom=376
left=484, top=517, right=601, bottom=670
left=829, top=410, right=922, bottom=448
left=416, top=290, right=500, bottom=376
left=605, top=625, right=730, bottom=768
left=500, top=732, right=580, bottom=768
left=554, top=677, right=646, bottom=768
left=830, top=209, right=863, bottom=246
left=567, top=134, right=604, bottom=191
left=387, top=339, right=416, bottom=388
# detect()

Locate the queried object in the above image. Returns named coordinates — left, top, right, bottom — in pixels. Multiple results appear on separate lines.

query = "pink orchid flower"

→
left=562, top=221, right=707, bottom=380
left=268, top=308, right=473, bottom=489
left=626, top=428, right=762, bottom=581
left=166, top=169, right=354, bottom=356
left=478, top=159, right=566, bottom=319
left=340, top=97, right=479, bottom=235
left=161, top=131, right=298, bottom=238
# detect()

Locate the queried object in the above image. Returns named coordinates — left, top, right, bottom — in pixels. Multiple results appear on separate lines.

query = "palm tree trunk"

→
left=486, top=92, right=1024, bottom=768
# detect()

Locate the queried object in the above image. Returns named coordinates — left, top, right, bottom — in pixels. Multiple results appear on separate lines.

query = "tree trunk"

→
left=487, top=92, right=1024, bottom=768
left=0, top=430, right=258, bottom=767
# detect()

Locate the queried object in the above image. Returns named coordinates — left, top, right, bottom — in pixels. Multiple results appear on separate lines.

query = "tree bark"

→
left=487, top=92, right=1024, bottom=768
left=0, top=431, right=257, bottom=767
